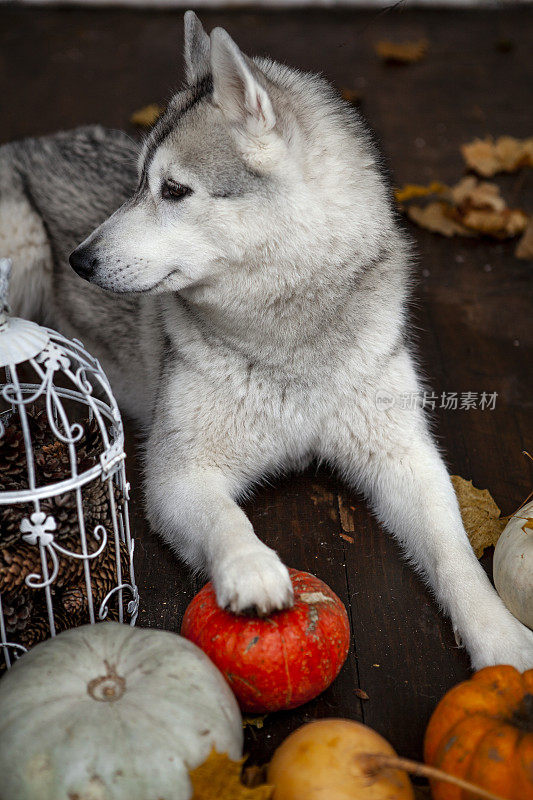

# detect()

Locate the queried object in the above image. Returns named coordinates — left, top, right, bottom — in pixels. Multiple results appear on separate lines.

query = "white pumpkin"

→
left=493, top=499, right=533, bottom=630
left=0, top=622, right=243, bottom=800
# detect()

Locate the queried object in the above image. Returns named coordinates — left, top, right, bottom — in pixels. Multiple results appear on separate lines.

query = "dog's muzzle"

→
left=69, top=245, right=99, bottom=281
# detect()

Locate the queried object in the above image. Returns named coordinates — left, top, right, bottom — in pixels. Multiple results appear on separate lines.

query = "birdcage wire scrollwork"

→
left=0, top=258, right=138, bottom=670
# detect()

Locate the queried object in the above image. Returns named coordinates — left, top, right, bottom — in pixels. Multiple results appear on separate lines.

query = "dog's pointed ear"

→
left=210, top=27, right=276, bottom=135
left=184, top=11, right=210, bottom=83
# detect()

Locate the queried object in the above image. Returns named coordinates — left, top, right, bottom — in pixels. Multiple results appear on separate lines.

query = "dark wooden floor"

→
left=1, top=5, right=532, bottom=767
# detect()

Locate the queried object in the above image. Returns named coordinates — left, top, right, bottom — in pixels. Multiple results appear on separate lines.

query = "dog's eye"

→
left=161, top=180, right=192, bottom=201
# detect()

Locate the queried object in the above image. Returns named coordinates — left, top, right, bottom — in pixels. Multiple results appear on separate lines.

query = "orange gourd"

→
left=424, top=665, right=533, bottom=800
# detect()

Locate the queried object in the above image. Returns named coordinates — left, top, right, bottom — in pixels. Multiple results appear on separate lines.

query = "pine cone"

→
left=0, top=426, right=28, bottom=490
left=60, top=586, right=85, bottom=618
left=10, top=603, right=72, bottom=652
left=2, top=590, right=33, bottom=633
left=35, top=427, right=99, bottom=484
left=58, top=537, right=130, bottom=623
left=0, top=502, right=33, bottom=548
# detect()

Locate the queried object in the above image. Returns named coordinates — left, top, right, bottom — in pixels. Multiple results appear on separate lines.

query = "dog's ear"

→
left=184, top=11, right=210, bottom=83
left=210, top=27, right=276, bottom=136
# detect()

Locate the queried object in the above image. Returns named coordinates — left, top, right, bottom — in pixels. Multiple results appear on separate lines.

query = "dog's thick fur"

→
left=1, top=13, right=531, bottom=669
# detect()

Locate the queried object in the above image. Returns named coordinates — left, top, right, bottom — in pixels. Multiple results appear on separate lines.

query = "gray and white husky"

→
left=1, top=12, right=531, bottom=670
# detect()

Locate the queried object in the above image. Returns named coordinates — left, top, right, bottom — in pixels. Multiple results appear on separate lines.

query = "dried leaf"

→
left=407, top=202, right=474, bottom=237
left=341, top=88, right=362, bottom=106
left=355, top=687, right=370, bottom=700
left=401, top=177, right=529, bottom=239
left=338, top=493, right=356, bottom=533
left=460, top=207, right=528, bottom=239
left=130, top=103, right=165, bottom=128
left=449, top=176, right=506, bottom=212
left=516, top=218, right=533, bottom=260
left=395, top=181, right=448, bottom=204
left=375, top=39, right=428, bottom=64
left=451, top=476, right=506, bottom=557
left=243, top=715, right=266, bottom=730
left=461, top=136, right=533, bottom=177
left=190, top=750, right=273, bottom=800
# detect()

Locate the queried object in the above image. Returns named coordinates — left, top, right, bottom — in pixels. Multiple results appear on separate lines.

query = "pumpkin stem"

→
left=358, top=752, right=510, bottom=800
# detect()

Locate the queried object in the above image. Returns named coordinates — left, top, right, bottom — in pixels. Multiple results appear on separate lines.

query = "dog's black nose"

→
left=69, top=247, right=99, bottom=281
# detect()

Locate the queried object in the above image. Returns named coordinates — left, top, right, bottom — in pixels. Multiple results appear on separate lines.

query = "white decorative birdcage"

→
left=0, top=258, right=138, bottom=670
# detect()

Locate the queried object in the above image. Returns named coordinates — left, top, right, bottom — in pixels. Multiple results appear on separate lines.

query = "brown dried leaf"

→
left=190, top=750, right=273, bottom=800
left=341, top=88, right=362, bottom=106
left=337, top=493, right=356, bottom=533
left=407, top=202, right=474, bottom=237
left=375, top=39, right=429, bottom=64
left=461, top=136, right=533, bottom=177
left=355, top=687, right=370, bottom=700
left=402, top=177, right=529, bottom=239
left=460, top=207, right=529, bottom=239
left=130, top=103, right=165, bottom=128
left=449, top=176, right=506, bottom=212
left=516, top=218, right=533, bottom=260
left=451, top=475, right=506, bottom=558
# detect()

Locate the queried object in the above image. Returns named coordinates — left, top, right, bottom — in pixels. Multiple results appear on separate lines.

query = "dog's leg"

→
left=320, top=351, right=533, bottom=670
left=145, top=461, right=293, bottom=615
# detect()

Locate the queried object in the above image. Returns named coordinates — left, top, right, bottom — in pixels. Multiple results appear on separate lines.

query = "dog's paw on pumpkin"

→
left=213, top=546, right=293, bottom=617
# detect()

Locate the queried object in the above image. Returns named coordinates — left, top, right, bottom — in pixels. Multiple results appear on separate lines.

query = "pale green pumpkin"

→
left=0, top=622, right=243, bottom=800
left=493, top=499, right=533, bottom=630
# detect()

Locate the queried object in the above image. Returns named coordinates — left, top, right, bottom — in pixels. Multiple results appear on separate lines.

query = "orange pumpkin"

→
left=424, top=665, right=533, bottom=800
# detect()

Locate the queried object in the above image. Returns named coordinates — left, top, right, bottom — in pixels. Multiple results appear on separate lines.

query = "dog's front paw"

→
left=467, top=615, right=533, bottom=671
left=213, top=546, right=294, bottom=616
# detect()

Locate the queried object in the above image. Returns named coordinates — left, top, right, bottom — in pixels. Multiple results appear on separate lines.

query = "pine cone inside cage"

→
left=0, top=424, right=27, bottom=490
left=2, top=589, right=33, bottom=634
left=6, top=602, right=73, bottom=654
left=34, top=416, right=101, bottom=485
left=1, top=486, right=126, bottom=596
left=58, top=537, right=131, bottom=624
left=1, top=403, right=130, bottom=653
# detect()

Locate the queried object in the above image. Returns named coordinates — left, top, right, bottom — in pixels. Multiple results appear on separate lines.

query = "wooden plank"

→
left=1, top=5, right=531, bottom=770
left=123, top=427, right=197, bottom=635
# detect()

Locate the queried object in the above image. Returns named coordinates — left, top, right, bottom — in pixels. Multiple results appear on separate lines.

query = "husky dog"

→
left=1, top=12, right=531, bottom=670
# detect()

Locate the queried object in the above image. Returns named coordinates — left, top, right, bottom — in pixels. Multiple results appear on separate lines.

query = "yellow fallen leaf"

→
left=451, top=475, right=506, bottom=558
left=516, top=218, right=533, bottom=260
left=130, top=103, right=165, bottom=128
left=461, top=136, right=533, bottom=177
left=190, top=750, right=273, bottom=799
left=375, top=39, right=429, bottom=64
left=395, top=182, right=448, bottom=204
left=407, top=202, right=474, bottom=237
